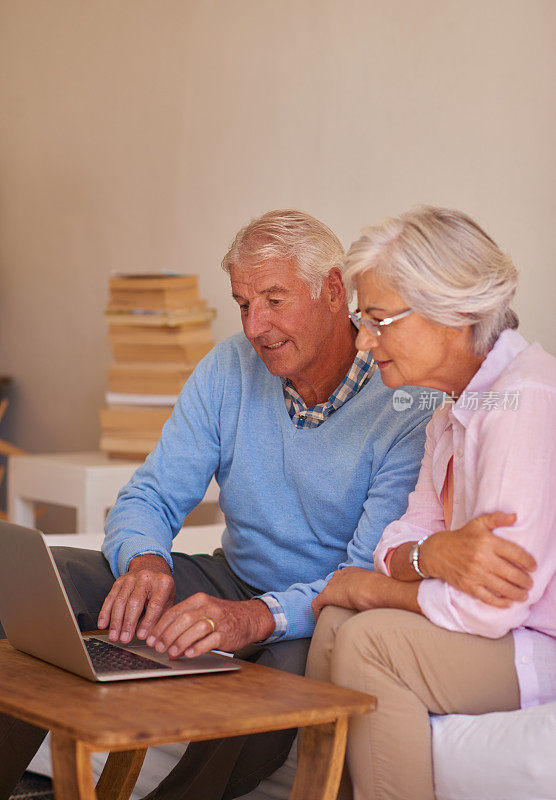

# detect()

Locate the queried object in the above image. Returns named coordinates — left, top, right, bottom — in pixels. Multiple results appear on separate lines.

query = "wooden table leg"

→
left=50, top=732, right=96, bottom=800
left=96, top=749, right=147, bottom=800
left=290, top=717, right=348, bottom=800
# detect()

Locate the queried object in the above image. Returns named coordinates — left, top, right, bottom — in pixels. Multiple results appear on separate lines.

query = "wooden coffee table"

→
left=0, top=640, right=375, bottom=800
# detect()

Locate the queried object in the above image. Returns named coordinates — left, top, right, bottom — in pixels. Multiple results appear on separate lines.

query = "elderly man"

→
left=0, top=210, right=433, bottom=800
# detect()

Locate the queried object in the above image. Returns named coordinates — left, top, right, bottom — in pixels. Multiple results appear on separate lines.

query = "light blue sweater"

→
left=103, top=333, right=434, bottom=640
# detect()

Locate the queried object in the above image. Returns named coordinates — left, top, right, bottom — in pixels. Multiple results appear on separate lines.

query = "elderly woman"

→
left=307, top=206, right=556, bottom=800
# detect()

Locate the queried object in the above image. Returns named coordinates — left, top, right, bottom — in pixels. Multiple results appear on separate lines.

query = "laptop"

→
left=0, top=520, right=240, bottom=682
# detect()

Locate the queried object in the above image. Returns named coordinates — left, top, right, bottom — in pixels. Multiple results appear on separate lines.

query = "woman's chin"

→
left=376, top=361, right=400, bottom=388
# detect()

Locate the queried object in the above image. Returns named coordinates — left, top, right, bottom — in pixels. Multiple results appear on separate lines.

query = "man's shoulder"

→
left=360, top=372, right=441, bottom=432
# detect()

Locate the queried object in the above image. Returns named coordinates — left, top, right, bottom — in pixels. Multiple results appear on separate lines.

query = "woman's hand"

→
left=312, top=567, right=420, bottom=619
left=420, top=511, right=537, bottom=607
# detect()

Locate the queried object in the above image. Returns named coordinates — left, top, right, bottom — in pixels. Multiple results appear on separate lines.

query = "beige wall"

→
left=1, top=0, right=555, bottom=460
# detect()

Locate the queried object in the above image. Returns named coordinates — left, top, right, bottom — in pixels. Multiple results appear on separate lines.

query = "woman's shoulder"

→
left=494, top=340, right=556, bottom=394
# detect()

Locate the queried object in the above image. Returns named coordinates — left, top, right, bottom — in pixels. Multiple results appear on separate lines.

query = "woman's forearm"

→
left=388, top=542, right=423, bottom=581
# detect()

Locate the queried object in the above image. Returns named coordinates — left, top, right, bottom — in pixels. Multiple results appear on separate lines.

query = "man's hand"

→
left=420, top=512, right=537, bottom=607
left=97, top=554, right=176, bottom=644
left=311, top=567, right=420, bottom=619
left=146, top=595, right=275, bottom=659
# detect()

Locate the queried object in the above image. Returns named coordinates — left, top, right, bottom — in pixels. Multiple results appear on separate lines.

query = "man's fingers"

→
left=106, top=582, right=137, bottom=641
left=153, top=610, right=216, bottom=653
left=146, top=608, right=181, bottom=645
left=98, top=577, right=132, bottom=629
left=183, top=631, right=222, bottom=659
left=311, top=596, right=325, bottom=619
left=118, top=585, right=152, bottom=643
left=136, top=579, right=175, bottom=639
left=166, top=619, right=221, bottom=658
left=98, top=586, right=118, bottom=629
left=146, top=593, right=213, bottom=644
left=136, top=597, right=171, bottom=640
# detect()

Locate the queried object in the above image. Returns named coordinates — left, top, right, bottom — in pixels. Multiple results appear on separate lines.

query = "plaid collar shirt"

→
left=282, top=349, right=376, bottom=428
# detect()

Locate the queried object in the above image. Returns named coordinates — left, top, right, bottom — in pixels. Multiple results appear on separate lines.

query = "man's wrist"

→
left=128, top=553, right=172, bottom=574
left=390, top=579, right=422, bottom=614
left=248, top=598, right=276, bottom=641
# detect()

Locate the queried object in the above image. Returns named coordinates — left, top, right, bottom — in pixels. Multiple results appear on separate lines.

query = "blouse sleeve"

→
left=417, top=381, right=556, bottom=638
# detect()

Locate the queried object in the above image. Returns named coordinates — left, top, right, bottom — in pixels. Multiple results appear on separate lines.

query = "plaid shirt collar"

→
left=282, top=349, right=376, bottom=429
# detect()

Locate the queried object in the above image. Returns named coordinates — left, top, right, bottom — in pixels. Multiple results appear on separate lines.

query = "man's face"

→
left=230, top=258, right=335, bottom=386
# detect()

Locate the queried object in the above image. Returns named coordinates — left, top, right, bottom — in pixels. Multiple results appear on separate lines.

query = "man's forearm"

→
left=385, top=577, right=422, bottom=614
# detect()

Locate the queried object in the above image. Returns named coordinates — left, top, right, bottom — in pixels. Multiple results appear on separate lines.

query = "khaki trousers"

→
left=306, top=607, right=520, bottom=800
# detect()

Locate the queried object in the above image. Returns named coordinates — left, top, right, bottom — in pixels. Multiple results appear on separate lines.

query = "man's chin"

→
left=253, top=342, right=293, bottom=376
left=261, top=357, right=291, bottom=377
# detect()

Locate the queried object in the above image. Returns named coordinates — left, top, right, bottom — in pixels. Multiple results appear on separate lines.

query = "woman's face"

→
left=355, top=270, right=473, bottom=393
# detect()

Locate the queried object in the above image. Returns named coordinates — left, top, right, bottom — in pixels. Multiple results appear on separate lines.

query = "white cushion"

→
left=432, top=702, right=556, bottom=800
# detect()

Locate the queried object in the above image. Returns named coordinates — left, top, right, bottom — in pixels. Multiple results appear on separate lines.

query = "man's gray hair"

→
left=222, top=209, right=345, bottom=299
left=344, top=206, right=519, bottom=356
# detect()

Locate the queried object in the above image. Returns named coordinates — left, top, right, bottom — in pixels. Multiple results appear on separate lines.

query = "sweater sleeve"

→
left=102, top=349, right=223, bottom=577
left=259, top=412, right=431, bottom=640
left=373, top=413, right=446, bottom=574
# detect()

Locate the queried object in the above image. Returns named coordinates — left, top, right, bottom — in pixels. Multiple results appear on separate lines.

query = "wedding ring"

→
left=204, top=617, right=216, bottom=633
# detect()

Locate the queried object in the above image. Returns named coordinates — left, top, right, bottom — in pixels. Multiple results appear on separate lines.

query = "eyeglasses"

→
left=349, top=308, right=414, bottom=337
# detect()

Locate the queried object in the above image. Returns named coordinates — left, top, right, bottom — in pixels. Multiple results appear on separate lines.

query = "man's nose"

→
left=242, top=305, right=272, bottom=339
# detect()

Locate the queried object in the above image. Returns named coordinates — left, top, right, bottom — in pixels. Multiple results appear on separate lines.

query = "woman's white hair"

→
left=344, top=206, right=519, bottom=356
left=221, top=209, right=345, bottom=299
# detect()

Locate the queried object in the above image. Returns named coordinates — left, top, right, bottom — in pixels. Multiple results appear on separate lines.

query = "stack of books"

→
left=100, top=273, right=216, bottom=459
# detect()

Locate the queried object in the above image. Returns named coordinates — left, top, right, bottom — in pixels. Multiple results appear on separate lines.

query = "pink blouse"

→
left=374, top=329, right=556, bottom=708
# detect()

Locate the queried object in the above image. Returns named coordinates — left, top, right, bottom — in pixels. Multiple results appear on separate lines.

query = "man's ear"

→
left=325, top=268, right=347, bottom=311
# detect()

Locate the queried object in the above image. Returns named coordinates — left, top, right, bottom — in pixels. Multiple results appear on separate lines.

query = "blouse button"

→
left=521, top=655, right=530, bottom=665
left=455, top=448, right=464, bottom=458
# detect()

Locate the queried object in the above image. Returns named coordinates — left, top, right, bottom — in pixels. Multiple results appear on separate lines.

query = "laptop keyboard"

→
left=85, top=637, right=168, bottom=674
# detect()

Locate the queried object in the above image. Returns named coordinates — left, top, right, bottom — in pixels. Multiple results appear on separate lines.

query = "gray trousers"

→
left=0, top=546, right=310, bottom=800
